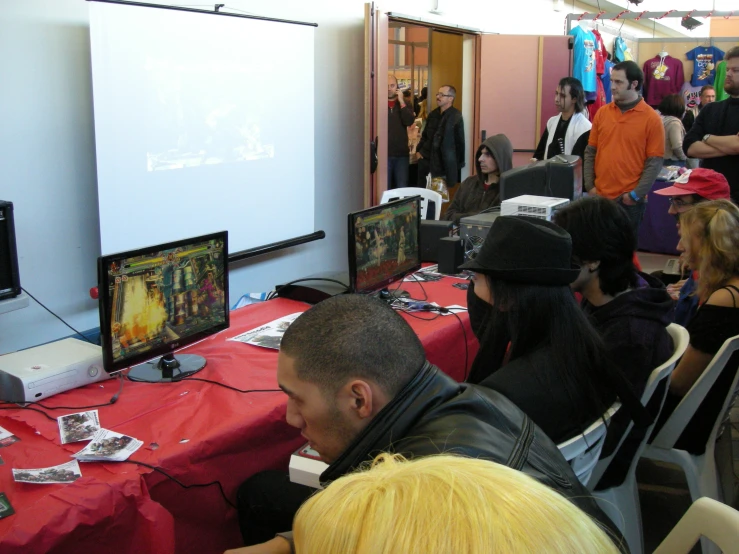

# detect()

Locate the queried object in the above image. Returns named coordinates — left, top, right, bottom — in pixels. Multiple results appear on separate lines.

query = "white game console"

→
left=501, top=195, right=570, bottom=221
left=0, top=338, right=110, bottom=403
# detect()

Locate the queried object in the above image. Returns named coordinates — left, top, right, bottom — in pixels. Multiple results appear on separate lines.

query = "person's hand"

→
left=666, top=279, right=687, bottom=301
left=620, top=192, right=637, bottom=206
left=414, top=152, right=423, bottom=162
left=530, top=158, right=537, bottom=163
left=224, top=537, right=291, bottom=554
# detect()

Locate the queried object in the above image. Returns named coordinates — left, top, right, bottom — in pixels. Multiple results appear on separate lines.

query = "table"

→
left=0, top=275, right=475, bottom=554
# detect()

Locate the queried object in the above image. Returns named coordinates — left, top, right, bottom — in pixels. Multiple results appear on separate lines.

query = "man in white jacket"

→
left=532, top=77, right=591, bottom=162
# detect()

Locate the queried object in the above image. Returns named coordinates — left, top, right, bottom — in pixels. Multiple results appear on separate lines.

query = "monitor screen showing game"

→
left=348, top=196, right=421, bottom=295
left=98, top=231, right=229, bottom=381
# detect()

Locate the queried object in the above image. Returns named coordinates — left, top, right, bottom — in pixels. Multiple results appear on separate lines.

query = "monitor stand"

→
left=127, top=353, right=206, bottom=383
left=377, top=288, right=410, bottom=301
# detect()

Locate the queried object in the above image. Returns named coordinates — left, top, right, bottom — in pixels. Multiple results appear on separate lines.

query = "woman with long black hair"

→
left=462, top=216, right=621, bottom=444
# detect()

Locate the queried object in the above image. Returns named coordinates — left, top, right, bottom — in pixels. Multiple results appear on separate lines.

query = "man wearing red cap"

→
left=653, top=168, right=732, bottom=325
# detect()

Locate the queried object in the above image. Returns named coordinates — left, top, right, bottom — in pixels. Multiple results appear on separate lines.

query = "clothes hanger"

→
left=658, top=43, right=668, bottom=58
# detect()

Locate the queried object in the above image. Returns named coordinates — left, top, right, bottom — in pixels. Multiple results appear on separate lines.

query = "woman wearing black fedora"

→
left=460, top=216, right=618, bottom=444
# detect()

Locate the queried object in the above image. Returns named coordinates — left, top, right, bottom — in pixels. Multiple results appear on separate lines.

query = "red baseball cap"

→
left=654, top=168, right=731, bottom=200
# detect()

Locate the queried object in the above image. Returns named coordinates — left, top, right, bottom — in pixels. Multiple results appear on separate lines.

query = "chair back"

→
left=380, top=188, right=443, bottom=220
left=557, top=403, right=619, bottom=487
left=590, top=323, right=689, bottom=488
left=650, top=334, right=739, bottom=451
left=653, top=497, right=739, bottom=554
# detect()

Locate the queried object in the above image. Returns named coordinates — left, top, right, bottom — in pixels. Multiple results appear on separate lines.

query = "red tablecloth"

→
left=0, top=277, right=475, bottom=554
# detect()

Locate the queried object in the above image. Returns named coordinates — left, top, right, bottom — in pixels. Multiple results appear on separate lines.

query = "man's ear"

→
left=343, top=380, right=376, bottom=420
left=586, top=260, right=601, bottom=273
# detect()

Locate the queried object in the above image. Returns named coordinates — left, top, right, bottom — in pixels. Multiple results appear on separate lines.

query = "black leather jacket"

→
left=321, top=362, right=625, bottom=550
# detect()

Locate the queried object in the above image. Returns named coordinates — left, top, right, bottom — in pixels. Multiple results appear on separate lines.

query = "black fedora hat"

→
left=459, top=216, right=581, bottom=286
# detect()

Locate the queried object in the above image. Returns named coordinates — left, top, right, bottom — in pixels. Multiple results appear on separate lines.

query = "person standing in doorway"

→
left=416, top=85, right=465, bottom=188
left=387, top=75, right=415, bottom=190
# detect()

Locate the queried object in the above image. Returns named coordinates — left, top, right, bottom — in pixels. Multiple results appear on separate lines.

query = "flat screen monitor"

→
left=348, top=196, right=421, bottom=298
left=98, top=231, right=229, bottom=382
left=499, top=155, right=582, bottom=201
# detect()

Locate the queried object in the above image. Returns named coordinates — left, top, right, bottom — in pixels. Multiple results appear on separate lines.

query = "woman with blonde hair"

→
left=654, top=198, right=739, bottom=453
left=293, top=453, right=622, bottom=554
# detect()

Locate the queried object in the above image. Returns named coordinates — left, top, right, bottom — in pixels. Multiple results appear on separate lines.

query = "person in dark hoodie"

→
left=554, top=196, right=674, bottom=487
left=554, top=196, right=674, bottom=392
left=442, top=134, right=513, bottom=224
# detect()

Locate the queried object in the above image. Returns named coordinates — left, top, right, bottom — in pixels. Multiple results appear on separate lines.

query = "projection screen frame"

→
left=87, top=0, right=318, bottom=28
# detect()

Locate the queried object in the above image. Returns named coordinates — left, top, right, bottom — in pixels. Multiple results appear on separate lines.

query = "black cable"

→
left=172, top=377, right=281, bottom=394
left=0, top=405, right=57, bottom=422
left=21, top=287, right=96, bottom=345
left=0, top=374, right=125, bottom=411
left=124, top=459, right=237, bottom=509
left=126, top=372, right=282, bottom=394
left=446, top=309, right=470, bottom=381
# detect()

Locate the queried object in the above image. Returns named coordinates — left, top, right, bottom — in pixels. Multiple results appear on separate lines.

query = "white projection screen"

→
left=89, top=1, right=316, bottom=255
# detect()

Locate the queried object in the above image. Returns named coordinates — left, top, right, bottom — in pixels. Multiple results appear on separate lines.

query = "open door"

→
left=364, top=2, right=388, bottom=207
left=476, top=35, right=572, bottom=167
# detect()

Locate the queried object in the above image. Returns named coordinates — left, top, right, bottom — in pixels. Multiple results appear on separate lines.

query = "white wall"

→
left=0, top=0, right=689, bottom=354
left=0, top=0, right=369, bottom=354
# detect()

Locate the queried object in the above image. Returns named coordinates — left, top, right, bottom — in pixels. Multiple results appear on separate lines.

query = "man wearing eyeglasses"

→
left=684, top=46, right=739, bottom=203
left=415, top=85, right=465, bottom=189
left=653, top=168, right=732, bottom=325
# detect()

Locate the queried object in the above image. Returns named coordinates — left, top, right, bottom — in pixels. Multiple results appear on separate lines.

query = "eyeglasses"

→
left=436, top=93, right=454, bottom=97
left=668, top=197, right=696, bottom=208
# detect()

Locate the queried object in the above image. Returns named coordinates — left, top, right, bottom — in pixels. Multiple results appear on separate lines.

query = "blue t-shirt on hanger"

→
left=569, top=25, right=597, bottom=93
left=686, top=46, right=725, bottom=86
left=602, top=59, right=615, bottom=103
left=614, top=37, right=633, bottom=63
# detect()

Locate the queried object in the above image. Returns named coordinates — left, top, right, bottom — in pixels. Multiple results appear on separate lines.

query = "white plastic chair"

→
left=642, top=334, right=739, bottom=554
left=653, top=497, right=739, bottom=554
left=380, top=188, right=443, bottom=220
left=557, top=403, right=620, bottom=487
left=589, top=323, right=689, bottom=554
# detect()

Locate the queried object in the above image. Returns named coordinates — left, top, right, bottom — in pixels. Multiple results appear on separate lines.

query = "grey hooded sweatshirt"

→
left=442, top=134, right=513, bottom=224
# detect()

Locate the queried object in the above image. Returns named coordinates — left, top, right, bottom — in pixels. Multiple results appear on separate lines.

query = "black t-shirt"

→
left=546, top=116, right=572, bottom=159
left=653, top=288, right=739, bottom=454
left=533, top=116, right=590, bottom=161
left=683, top=98, right=739, bottom=201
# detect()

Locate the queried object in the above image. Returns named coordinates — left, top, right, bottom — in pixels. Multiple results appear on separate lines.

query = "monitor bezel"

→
left=347, top=196, right=422, bottom=294
left=97, top=230, right=230, bottom=374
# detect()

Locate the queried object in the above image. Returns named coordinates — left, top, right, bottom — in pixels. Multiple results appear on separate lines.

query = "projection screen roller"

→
left=89, top=1, right=316, bottom=255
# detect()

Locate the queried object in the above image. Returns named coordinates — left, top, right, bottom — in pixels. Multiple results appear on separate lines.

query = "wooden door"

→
left=429, top=30, right=464, bottom=114
left=364, top=2, right=388, bottom=207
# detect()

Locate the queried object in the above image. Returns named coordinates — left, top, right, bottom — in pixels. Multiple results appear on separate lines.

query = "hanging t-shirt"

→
left=569, top=25, right=597, bottom=93
left=680, top=82, right=702, bottom=110
left=614, top=37, right=633, bottom=63
left=602, top=59, right=615, bottom=103
left=643, top=55, right=685, bottom=108
left=686, top=46, right=725, bottom=86
left=715, top=61, right=729, bottom=102
left=591, top=29, right=608, bottom=75
left=587, top=78, right=607, bottom=121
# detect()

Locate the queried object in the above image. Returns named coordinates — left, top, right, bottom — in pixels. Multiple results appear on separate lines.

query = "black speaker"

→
left=420, top=220, right=453, bottom=262
left=438, top=236, right=464, bottom=275
left=0, top=201, right=21, bottom=301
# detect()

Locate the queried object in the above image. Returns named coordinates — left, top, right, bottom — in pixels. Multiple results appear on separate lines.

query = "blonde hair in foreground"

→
left=679, top=199, right=739, bottom=301
left=293, top=453, right=621, bottom=554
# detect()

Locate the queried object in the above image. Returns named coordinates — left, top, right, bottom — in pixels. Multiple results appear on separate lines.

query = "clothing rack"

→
left=566, top=10, right=737, bottom=34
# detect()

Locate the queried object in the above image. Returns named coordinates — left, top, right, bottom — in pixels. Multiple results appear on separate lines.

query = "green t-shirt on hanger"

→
left=714, top=61, right=728, bottom=102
